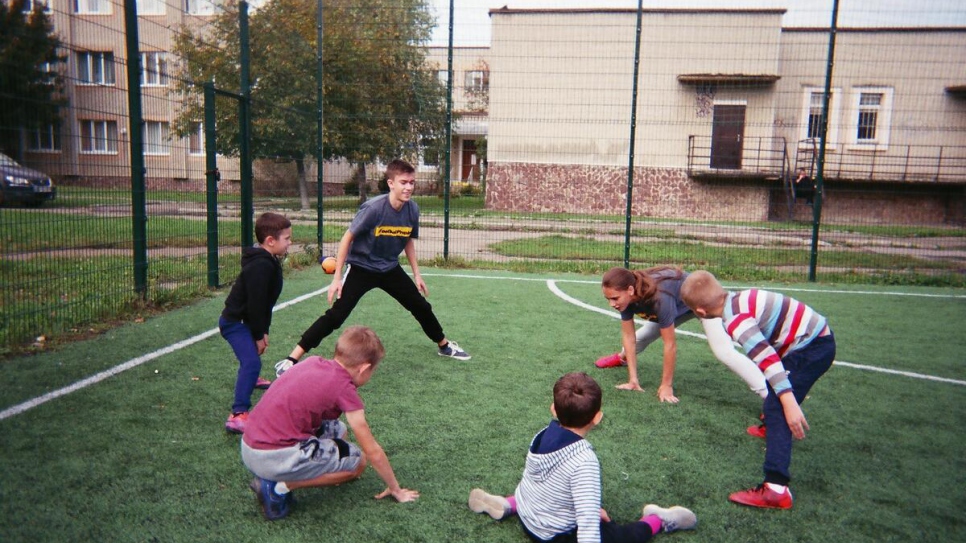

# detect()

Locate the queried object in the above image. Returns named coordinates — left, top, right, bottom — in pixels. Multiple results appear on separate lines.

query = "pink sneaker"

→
left=226, top=412, right=249, bottom=434
left=595, top=353, right=625, bottom=369
left=255, top=377, right=272, bottom=390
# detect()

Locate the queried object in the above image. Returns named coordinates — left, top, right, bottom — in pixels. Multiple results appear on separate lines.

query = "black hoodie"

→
left=220, top=246, right=284, bottom=341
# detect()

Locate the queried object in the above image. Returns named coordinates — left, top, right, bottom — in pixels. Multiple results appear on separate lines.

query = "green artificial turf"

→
left=0, top=267, right=963, bottom=542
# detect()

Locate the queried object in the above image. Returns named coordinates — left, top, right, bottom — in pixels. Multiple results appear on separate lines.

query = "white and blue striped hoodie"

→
left=515, top=421, right=602, bottom=543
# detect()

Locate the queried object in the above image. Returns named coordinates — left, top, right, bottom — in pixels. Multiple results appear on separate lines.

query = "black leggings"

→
left=522, top=519, right=655, bottom=543
left=298, top=265, right=445, bottom=352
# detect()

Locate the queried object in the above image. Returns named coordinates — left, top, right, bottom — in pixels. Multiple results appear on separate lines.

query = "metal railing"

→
left=794, top=140, right=966, bottom=183
left=687, top=135, right=788, bottom=179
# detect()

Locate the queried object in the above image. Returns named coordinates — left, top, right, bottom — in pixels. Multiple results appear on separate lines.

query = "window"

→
left=140, top=52, right=168, bottom=86
left=143, top=121, right=170, bottom=155
left=137, top=0, right=165, bottom=15
left=464, top=70, right=488, bottom=92
left=185, top=0, right=218, bottom=15
left=29, top=124, right=61, bottom=152
left=799, top=87, right=840, bottom=146
left=77, top=52, right=115, bottom=85
left=23, top=0, right=52, bottom=13
left=80, top=120, right=118, bottom=154
left=189, top=122, right=204, bottom=155
left=437, top=69, right=449, bottom=86
left=74, top=0, right=111, bottom=14
left=849, top=87, right=893, bottom=148
left=857, top=93, right=882, bottom=141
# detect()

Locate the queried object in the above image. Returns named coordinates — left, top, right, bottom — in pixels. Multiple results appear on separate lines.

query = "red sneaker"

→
left=729, top=484, right=793, bottom=509
left=225, top=412, right=249, bottom=434
left=746, top=424, right=767, bottom=439
left=255, top=377, right=272, bottom=390
left=595, top=353, right=625, bottom=369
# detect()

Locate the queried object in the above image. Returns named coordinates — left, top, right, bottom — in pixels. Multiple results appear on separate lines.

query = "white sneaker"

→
left=438, top=341, right=471, bottom=361
left=468, top=488, right=510, bottom=520
left=642, top=504, right=697, bottom=533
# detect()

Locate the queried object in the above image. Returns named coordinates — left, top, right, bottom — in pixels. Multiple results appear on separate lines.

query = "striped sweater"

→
left=515, top=421, right=602, bottom=543
left=723, top=289, right=829, bottom=395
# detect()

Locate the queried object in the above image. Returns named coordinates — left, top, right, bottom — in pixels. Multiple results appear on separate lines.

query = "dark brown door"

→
left=710, top=104, right=745, bottom=170
left=461, top=139, right=478, bottom=181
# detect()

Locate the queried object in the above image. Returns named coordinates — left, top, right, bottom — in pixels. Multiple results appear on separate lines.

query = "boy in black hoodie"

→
left=220, top=212, right=292, bottom=434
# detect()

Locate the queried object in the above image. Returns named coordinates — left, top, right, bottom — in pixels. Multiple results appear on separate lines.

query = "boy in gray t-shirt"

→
left=276, top=159, right=470, bottom=375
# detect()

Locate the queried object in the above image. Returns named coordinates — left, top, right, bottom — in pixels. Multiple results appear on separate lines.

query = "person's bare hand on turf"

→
left=375, top=487, right=420, bottom=502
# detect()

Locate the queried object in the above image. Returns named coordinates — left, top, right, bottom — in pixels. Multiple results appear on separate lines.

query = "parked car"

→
left=0, top=152, right=56, bottom=206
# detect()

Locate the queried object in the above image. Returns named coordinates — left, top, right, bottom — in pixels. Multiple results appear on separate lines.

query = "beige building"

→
left=484, top=8, right=966, bottom=225
left=21, top=0, right=241, bottom=189
left=424, top=46, right=490, bottom=185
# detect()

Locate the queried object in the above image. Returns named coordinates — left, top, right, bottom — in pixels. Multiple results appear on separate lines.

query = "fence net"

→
left=1, top=0, right=964, bottom=351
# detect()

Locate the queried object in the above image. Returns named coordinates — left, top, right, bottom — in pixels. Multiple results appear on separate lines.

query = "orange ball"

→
left=320, top=256, right=337, bottom=274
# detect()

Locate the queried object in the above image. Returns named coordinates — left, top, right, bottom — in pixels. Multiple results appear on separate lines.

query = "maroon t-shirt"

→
left=243, top=356, right=365, bottom=450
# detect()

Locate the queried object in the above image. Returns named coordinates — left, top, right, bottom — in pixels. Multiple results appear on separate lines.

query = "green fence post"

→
left=204, top=82, right=219, bottom=288
left=239, top=0, right=253, bottom=248
left=623, top=0, right=644, bottom=268
left=316, top=0, right=324, bottom=248
left=442, top=0, right=455, bottom=259
left=122, top=0, right=147, bottom=297
left=809, top=0, right=840, bottom=282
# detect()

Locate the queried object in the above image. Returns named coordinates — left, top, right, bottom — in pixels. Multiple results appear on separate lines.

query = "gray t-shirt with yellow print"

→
left=346, top=194, right=420, bottom=273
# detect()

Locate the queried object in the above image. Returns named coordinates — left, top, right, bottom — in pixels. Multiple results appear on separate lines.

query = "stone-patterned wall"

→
left=485, top=162, right=770, bottom=222
left=768, top=183, right=965, bottom=226
left=487, top=162, right=966, bottom=226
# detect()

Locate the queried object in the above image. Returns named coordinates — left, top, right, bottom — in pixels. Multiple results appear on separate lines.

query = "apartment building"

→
left=20, top=0, right=239, bottom=189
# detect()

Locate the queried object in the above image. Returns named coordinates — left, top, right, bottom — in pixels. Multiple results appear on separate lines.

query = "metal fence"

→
left=1, top=0, right=964, bottom=351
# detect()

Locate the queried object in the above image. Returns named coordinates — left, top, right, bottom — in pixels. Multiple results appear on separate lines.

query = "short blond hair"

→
left=680, top=270, right=727, bottom=314
left=334, top=326, right=385, bottom=368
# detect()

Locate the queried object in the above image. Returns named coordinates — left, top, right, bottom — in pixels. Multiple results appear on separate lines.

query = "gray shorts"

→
left=241, top=420, right=362, bottom=482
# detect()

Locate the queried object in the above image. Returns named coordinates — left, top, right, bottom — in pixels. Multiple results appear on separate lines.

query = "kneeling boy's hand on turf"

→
left=375, top=487, right=420, bottom=503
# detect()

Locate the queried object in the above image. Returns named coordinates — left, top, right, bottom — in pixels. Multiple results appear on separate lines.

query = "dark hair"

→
left=385, top=159, right=416, bottom=181
left=254, top=212, right=291, bottom=244
left=553, top=372, right=602, bottom=428
left=601, top=265, right=683, bottom=306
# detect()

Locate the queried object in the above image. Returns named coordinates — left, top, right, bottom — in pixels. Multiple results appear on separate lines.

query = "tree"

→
left=172, top=0, right=448, bottom=209
left=0, top=0, right=65, bottom=160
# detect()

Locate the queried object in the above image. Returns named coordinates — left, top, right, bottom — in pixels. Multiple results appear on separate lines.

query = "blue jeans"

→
left=219, top=317, right=263, bottom=414
left=761, top=332, right=836, bottom=485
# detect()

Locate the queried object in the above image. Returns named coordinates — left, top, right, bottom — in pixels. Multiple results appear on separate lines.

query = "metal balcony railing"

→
left=687, top=135, right=787, bottom=179
left=794, top=139, right=966, bottom=183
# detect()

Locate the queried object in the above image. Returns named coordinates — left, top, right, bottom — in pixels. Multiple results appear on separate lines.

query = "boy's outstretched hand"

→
left=779, top=393, right=810, bottom=439
left=375, top=487, right=420, bottom=502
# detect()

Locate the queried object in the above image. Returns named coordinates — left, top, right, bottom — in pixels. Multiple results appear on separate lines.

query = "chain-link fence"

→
left=1, top=0, right=964, bottom=352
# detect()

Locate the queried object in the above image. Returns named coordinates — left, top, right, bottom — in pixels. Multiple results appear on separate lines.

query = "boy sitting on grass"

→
left=469, top=372, right=697, bottom=542
left=241, top=326, right=418, bottom=520
left=679, top=270, right=835, bottom=510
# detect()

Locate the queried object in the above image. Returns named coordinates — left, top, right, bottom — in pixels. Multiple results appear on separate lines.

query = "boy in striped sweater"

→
left=680, top=270, right=836, bottom=510
left=468, top=372, right=697, bottom=543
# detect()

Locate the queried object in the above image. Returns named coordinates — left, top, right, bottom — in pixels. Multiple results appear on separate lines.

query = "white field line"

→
left=0, top=286, right=331, bottom=421
left=2, top=271, right=963, bottom=421
left=545, top=279, right=966, bottom=387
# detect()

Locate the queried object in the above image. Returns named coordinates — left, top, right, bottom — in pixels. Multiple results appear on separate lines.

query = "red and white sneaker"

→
left=746, top=424, right=767, bottom=439
left=225, top=412, right=249, bottom=434
left=729, top=484, right=793, bottom=509
left=255, top=377, right=272, bottom=390
left=595, top=353, right=625, bottom=369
